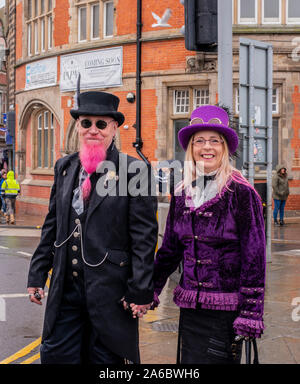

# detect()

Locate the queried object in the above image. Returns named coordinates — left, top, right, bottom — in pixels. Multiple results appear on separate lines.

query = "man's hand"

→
left=122, top=301, right=151, bottom=318
left=130, top=303, right=152, bottom=318
left=28, top=287, right=45, bottom=305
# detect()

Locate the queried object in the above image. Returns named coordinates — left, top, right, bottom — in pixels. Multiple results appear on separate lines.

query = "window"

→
left=172, top=86, right=210, bottom=160
left=0, top=92, right=6, bottom=124
left=41, top=18, right=45, bottom=52
left=262, top=0, right=281, bottom=24
left=234, top=87, right=240, bottom=114
left=76, top=1, right=114, bottom=42
left=48, top=16, right=53, bottom=49
left=34, top=21, right=38, bottom=54
left=78, top=6, right=87, bottom=42
left=272, top=88, right=279, bottom=114
left=174, top=87, right=210, bottom=115
left=238, top=0, right=257, bottom=24
left=104, top=1, right=114, bottom=37
left=194, top=88, right=209, bottom=109
left=27, top=23, right=32, bottom=56
left=91, top=4, right=100, bottom=39
left=287, top=0, right=300, bottom=24
left=41, top=0, right=45, bottom=13
left=28, top=0, right=32, bottom=18
left=26, top=0, right=53, bottom=56
left=36, top=110, right=55, bottom=169
left=174, top=90, right=190, bottom=114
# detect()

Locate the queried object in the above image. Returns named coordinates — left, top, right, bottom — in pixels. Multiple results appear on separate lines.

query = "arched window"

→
left=36, top=110, right=54, bottom=168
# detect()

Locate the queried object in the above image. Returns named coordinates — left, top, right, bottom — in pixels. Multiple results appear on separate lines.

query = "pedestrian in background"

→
left=2, top=170, right=20, bottom=225
left=151, top=105, right=266, bottom=364
left=0, top=169, right=7, bottom=218
left=27, top=85, right=158, bottom=364
left=272, top=165, right=289, bottom=226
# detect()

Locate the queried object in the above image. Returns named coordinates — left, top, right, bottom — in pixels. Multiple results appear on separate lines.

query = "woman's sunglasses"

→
left=79, top=119, right=115, bottom=130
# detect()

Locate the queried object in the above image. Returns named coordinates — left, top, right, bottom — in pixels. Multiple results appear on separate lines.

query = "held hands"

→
left=27, top=287, right=45, bottom=305
left=122, top=300, right=152, bottom=319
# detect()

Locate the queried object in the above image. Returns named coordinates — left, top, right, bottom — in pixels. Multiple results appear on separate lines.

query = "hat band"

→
left=190, top=117, right=228, bottom=126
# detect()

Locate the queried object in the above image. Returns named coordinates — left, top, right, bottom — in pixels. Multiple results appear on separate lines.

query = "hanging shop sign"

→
left=25, top=57, right=58, bottom=90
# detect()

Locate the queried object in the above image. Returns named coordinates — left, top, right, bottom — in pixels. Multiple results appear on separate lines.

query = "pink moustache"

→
left=79, top=142, right=106, bottom=200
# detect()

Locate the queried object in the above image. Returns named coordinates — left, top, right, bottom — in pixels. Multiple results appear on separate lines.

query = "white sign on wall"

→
left=60, top=47, right=123, bottom=92
left=25, top=57, right=57, bottom=90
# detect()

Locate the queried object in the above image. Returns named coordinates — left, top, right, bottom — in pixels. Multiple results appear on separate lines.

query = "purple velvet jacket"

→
left=153, top=179, right=266, bottom=338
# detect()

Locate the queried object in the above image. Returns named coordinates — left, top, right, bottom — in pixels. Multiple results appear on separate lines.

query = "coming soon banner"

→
left=60, top=47, right=123, bottom=92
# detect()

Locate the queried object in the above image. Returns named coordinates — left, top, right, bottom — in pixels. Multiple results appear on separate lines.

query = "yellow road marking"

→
left=20, top=352, right=40, bottom=364
left=0, top=337, right=41, bottom=364
left=143, top=309, right=159, bottom=323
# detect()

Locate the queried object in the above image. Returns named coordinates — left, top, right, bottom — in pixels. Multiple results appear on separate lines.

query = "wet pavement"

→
left=139, top=218, right=300, bottom=364
left=0, top=212, right=299, bottom=364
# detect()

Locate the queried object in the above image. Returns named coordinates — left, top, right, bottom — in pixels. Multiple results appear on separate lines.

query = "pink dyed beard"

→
left=79, top=142, right=106, bottom=200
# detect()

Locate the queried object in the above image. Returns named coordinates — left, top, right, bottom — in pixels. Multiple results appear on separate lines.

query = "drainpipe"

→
left=133, top=0, right=149, bottom=165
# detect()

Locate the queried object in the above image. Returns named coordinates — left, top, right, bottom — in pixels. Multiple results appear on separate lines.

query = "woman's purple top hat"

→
left=178, top=105, right=239, bottom=154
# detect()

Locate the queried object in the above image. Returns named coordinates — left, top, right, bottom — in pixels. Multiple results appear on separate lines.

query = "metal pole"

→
left=266, top=46, right=273, bottom=262
left=133, top=0, right=149, bottom=165
left=218, top=0, right=233, bottom=112
left=248, top=44, right=255, bottom=186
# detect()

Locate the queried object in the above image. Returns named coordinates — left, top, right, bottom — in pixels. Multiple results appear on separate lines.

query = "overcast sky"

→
left=0, top=0, right=4, bottom=9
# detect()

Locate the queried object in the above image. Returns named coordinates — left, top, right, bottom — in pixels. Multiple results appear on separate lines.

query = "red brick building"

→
left=12, top=0, right=300, bottom=216
left=0, top=5, right=8, bottom=169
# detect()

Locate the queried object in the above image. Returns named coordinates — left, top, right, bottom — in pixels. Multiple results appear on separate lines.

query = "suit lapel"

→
left=61, top=153, right=80, bottom=233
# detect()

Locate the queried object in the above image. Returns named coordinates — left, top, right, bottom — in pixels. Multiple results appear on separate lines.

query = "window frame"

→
left=48, top=15, right=53, bottom=49
left=76, top=1, right=114, bottom=43
left=103, top=0, right=114, bottom=38
left=41, top=18, right=45, bottom=52
left=27, top=23, right=32, bottom=56
left=286, top=0, right=300, bottom=24
left=34, top=21, right=39, bottom=54
left=35, top=110, right=55, bottom=170
left=262, top=0, right=282, bottom=24
left=234, top=87, right=240, bottom=115
left=193, top=88, right=210, bottom=109
left=173, top=89, right=190, bottom=115
left=91, top=3, right=100, bottom=40
left=272, top=87, right=279, bottom=115
left=173, top=86, right=210, bottom=116
left=78, top=5, right=87, bottom=42
left=237, top=0, right=258, bottom=25
left=0, top=92, right=6, bottom=124
left=26, top=0, right=53, bottom=57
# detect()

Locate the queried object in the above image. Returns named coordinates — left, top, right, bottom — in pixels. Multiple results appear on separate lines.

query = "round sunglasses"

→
left=79, top=119, right=115, bottom=130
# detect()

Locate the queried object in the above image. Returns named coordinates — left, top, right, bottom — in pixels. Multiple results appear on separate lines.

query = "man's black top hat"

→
left=70, top=91, right=125, bottom=126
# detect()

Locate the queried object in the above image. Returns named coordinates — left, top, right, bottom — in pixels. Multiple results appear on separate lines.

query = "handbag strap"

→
left=252, top=338, right=259, bottom=364
left=245, top=338, right=259, bottom=364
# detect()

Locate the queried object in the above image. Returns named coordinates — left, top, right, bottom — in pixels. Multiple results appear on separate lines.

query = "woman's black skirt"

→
left=177, top=307, right=243, bottom=364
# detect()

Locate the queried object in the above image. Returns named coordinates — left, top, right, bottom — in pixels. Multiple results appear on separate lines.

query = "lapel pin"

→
left=104, top=171, right=118, bottom=187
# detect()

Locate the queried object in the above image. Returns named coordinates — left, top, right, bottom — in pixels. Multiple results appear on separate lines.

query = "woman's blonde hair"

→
left=178, top=132, right=256, bottom=196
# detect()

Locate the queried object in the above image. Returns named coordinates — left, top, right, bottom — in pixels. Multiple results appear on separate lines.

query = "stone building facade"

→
left=12, top=0, right=300, bottom=216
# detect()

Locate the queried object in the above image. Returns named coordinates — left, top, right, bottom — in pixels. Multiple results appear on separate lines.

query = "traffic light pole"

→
left=217, top=0, right=233, bottom=112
